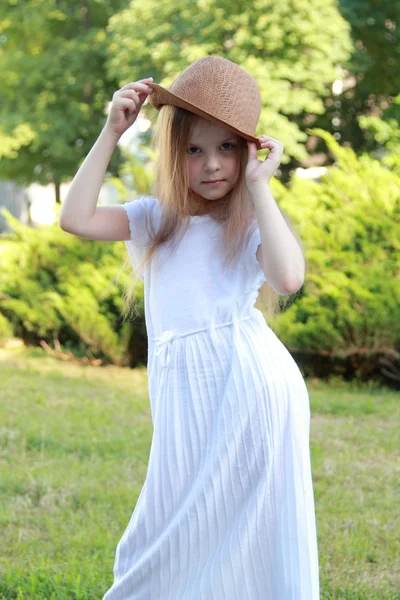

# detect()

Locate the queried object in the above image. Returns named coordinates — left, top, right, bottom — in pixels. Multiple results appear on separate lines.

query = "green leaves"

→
left=271, top=130, right=400, bottom=379
left=0, top=208, right=144, bottom=366
left=0, top=0, right=126, bottom=187
left=106, top=0, right=352, bottom=165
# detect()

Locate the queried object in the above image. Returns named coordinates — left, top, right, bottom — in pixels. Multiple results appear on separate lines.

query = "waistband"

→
left=152, top=315, right=252, bottom=368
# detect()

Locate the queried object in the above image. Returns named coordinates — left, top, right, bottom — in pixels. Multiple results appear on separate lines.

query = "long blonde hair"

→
left=120, top=106, right=298, bottom=325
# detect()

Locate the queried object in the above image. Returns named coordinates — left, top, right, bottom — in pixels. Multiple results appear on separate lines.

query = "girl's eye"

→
left=221, top=143, right=235, bottom=150
left=186, top=143, right=236, bottom=154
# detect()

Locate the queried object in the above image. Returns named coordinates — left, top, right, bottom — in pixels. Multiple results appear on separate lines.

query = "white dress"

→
left=103, top=196, right=320, bottom=600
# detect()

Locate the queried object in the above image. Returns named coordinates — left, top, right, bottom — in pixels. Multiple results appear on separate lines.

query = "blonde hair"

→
left=120, top=106, right=298, bottom=325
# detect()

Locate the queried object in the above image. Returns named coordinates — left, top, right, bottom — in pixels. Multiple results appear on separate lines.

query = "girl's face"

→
left=186, top=118, right=241, bottom=203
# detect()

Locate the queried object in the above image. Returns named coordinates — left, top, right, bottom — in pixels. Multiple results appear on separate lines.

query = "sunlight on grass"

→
left=0, top=346, right=399, bottom=599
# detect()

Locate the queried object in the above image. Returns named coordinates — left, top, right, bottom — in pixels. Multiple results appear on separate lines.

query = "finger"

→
left=120, top=89, right=142, bottom=104
left=120, top=86, right=149, bottom=100
left=267, top=142, right=283, bottom=154
left=133, top=82, right=153, bottom=92
left=118, top=91, right=148, bottom=114
left=132, top=85, right=154, bottom=99
left=117, top=97, right=144, bottom=117
left=247, top=141, right=258, bottom=160
left=118, top=98, right=136, bottom=112
left=120, top=80, right=153, bottom=92
left=260, top=139, right=282, bottom=154
left=260, top=137, right=283, bottom=149
left=260, top=140, right=275, bottom=149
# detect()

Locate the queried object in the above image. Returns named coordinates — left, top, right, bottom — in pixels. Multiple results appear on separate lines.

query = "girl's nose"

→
left=204, top=153, right=221, bottom=171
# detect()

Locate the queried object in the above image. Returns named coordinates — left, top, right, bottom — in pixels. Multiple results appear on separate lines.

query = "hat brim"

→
left=148, top=83, right=262, bottom=150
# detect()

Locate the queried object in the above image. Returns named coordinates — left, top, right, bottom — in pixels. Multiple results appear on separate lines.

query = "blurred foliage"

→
left=0, top=209, right=145, bottom=367
left=0, top=311, right=14, bottom=344
left=0, top=124, right=36, bottom=160
left=358, top=96, right=400, bottom=172
left=107, top=145, right=157, bottom=200
left=0, top=0, right=127, bottom=190
left=106, top=0, right=400, bottom=182
left=0, top=132, right=399, bottom=384
left=308, top=0, right=400, bottom=177
left=270, top=130, right=400, bottom=384
left=0, top=0, right=398, bottom=193
left=338, top=0, right=399, bottom=97
left=0, top=1, right=399, bottom=383
left=106, top=0, right=353, bottom=174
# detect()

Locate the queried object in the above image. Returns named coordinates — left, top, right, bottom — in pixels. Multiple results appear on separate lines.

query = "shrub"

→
left=271, top=130, right=400, bottom=384
left=0, top=211, right=145, bottom=366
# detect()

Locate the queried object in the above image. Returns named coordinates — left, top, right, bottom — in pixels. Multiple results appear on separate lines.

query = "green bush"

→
left=271, top=129, right=400, bottom=384
left=0, top=211, right=145, bottom=366
left=0, top=131, right=398, bottom=383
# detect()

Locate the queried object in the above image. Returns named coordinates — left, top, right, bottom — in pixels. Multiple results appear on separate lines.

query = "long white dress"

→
left=103, top=196, right=320, bottom=600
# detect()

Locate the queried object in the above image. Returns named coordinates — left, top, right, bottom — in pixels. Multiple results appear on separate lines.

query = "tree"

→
left=305, top=0, right=400, bottom=176
left=0, top=0, right=127, bottom=201
left=105, top=0, right=400, bottom=180
left=105, top=0, right=354, bottom=181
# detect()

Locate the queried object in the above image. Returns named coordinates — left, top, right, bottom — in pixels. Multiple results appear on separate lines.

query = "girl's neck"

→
left=189, top=191, right=232, bottom=217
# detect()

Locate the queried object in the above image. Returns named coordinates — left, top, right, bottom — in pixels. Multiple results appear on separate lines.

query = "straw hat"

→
left=148, top=55, right=262, bottom=149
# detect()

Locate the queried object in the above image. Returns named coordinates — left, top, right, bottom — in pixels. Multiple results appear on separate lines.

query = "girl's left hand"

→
left=245, top=136, right=284, bottom=187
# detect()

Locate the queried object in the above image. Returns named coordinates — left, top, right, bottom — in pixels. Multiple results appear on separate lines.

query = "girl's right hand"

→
left=105, top=78, right=154, bottom=138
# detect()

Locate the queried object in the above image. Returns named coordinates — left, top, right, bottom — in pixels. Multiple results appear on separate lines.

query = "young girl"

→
left=60, top=56, right=320, bottom=599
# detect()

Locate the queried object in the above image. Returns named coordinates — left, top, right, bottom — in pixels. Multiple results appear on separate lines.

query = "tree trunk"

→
left=55, top=181, right=61, bottom=204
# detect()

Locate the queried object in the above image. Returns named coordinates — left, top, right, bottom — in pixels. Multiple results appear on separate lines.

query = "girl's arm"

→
left=250, top=180, right=306, bottom=295
left=59, top=78, right=154, bottom=241
left=59, top=126, right=129, bottom=240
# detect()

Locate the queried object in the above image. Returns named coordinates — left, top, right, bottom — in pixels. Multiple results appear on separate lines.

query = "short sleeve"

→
left=245, top=223, right=267, bottom=288
left=121, top=196, right=159, bottom=281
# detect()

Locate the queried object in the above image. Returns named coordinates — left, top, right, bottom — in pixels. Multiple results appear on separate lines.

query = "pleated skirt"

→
left=103, top=312, right=320, bottom=599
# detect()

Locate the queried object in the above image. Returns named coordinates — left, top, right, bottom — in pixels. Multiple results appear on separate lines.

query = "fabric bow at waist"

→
left=153, top=330, right=175, bottom=368
left=152, top=316, right=251, bottom=368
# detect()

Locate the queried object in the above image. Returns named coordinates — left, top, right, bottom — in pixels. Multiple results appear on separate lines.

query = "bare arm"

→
left=251, top=181, right=306, bottom=295
left=59, top=78, right=154, bottom=241
left=59, top=127, right=131, bottom=240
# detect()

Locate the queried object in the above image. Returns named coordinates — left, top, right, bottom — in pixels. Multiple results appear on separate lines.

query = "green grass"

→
left=0, top=346, right=399, bottom=599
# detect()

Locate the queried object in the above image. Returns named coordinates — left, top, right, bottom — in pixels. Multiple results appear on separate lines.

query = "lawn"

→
left=0, top=345, right=399, bottom=599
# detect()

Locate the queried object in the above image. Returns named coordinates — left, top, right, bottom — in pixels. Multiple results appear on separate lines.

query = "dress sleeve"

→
left=121, top=196, right=158, bottom=281
left=245, top=223, right=267, bottom=288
